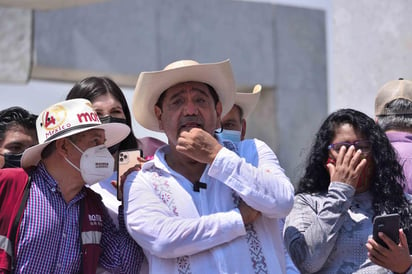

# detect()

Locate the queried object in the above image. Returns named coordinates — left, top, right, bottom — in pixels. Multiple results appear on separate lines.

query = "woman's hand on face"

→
left=326, top=145, right=367, bottom=188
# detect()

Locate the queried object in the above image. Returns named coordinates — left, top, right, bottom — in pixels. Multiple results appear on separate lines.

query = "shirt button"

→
left=62, top=233, right=66, bottom=238
left=51, top=187, right=56, bottom=192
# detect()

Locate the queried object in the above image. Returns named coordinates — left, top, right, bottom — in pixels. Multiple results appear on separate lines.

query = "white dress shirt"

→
left=124, top=138, right=294, bottom=274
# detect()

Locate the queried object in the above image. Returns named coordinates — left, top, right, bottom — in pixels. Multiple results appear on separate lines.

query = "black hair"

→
left=0, top=106, right=37, bottom=141
left=155, top=83, right=219, bottom=110
left=66, top=76, right=138, bottom=151
left=298, top=108, right=412, bottom=245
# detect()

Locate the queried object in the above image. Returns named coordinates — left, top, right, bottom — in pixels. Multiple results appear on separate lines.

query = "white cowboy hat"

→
left=21, top=98, right=130, bottom=168
left=133, top=59, right=236, bottom=132
left=235, top=84, right=262, bottom=119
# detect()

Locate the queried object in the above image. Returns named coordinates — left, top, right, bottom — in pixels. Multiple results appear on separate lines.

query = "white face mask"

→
left=65, top=140, right=114, bottom=185
left=218, top=129, right=242, bottom=143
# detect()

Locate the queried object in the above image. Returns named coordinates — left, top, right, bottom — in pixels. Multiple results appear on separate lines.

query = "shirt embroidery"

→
left=151, top=171, right=192, bottom=274
left=225, top=141, right=268, bottom=274
left=149, top=140, right=270, bottom=273
left=176, top=256, right=192, bottom=274
left=245, top=224, right=269, bottom=274
left=233, top=193, right=268, bottom=274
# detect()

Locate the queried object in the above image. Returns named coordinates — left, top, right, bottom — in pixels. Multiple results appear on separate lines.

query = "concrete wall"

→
left=330, top=0, right=412, bottom=117
left=33, top=0, right=277, bottom=84
left=273, top=5, right=327, bottom=181
left=0, top=7, right=31, bottom=82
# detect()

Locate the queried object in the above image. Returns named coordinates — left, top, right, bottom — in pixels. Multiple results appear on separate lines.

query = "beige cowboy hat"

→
left=21, top=98, right=130, bottom=168
left=235, top=84, right=262, bottom=119
left=133, top=59, right=236, bottom=132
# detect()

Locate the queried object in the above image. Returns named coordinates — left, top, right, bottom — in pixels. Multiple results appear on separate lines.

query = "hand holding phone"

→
left=117, top=149, right=143, bottom=201
left=373, top=213, right=400, bottom=248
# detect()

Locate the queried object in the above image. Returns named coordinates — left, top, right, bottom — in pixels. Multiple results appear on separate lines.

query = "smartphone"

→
left=117, top=149, right=143, bottom=201
left=373, top=213, right=400, bottom=248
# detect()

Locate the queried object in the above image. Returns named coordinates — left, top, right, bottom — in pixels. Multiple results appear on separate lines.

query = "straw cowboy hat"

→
left=21, top=98, right=130, bottom=168
left=133, top=59, right=236, bottom=132
left=235, top=84, right=262, bottom=119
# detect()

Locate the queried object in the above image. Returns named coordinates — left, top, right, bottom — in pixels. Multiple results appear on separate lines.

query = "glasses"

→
left=328, top=140, right=371, bottom=155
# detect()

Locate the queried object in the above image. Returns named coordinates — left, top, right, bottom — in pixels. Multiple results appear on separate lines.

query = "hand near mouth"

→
left=326, top=145, right=367, bottom=188
left=176, top=127, right=223, bottom=164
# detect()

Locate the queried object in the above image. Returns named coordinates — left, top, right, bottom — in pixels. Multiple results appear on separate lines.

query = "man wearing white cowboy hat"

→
left=0, top=98, right=144, bottom=273
left=219, top=84, right=262, bottom=142
left=124, top=59, right=294, bottom=273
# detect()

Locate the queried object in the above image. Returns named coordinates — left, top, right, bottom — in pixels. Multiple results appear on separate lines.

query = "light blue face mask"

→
left=218, top=129, right=242, bottom=143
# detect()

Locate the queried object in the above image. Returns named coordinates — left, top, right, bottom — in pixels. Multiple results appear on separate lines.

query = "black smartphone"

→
left=117, top=149, right=143, bottom=201
left=373, top=213, right=400, bottom=248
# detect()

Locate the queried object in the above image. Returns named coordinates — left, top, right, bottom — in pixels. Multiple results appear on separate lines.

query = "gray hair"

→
left=376, top=98, right=412, bottom=131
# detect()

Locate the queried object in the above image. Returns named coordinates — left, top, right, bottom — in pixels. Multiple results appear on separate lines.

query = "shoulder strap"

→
left=10, top=175, right=31, bottom=271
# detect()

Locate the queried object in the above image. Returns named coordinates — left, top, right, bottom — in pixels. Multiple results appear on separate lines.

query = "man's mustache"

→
left=179, top=116, right=203, bottom=127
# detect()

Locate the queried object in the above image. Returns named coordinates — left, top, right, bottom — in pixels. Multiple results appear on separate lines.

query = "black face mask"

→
left=99, top=116, right=127, bottom=125
left=100, top=116, right=128, bottom=154
left=1, top=152, right=23, bottom=168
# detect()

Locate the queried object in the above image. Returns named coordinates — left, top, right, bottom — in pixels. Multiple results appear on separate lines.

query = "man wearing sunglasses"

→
left=375, top=78, right=412, bottom=194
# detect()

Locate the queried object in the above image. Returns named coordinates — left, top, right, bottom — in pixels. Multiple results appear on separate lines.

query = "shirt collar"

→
left=35, top=161, right=86, bottom=201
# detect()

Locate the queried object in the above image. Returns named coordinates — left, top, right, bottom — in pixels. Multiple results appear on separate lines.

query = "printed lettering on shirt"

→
left=88, top=214, right=103, bottom=226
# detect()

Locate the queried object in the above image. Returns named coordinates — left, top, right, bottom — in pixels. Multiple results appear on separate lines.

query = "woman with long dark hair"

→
left=68, top=77, right=136, bottom=153
left=284, top=108, right=412, bottom=273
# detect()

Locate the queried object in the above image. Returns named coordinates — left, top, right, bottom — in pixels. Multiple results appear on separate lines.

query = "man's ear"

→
left=154, top=105, right=164, bottom=130
left=55, top=138, right=69, bottom=157
left=216, top=101, right=223, bottom=117
left=241, top=119, right=247, bottom=141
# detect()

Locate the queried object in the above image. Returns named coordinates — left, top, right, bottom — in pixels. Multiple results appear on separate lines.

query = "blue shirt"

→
left=15, top=162, right=143, bottom=273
